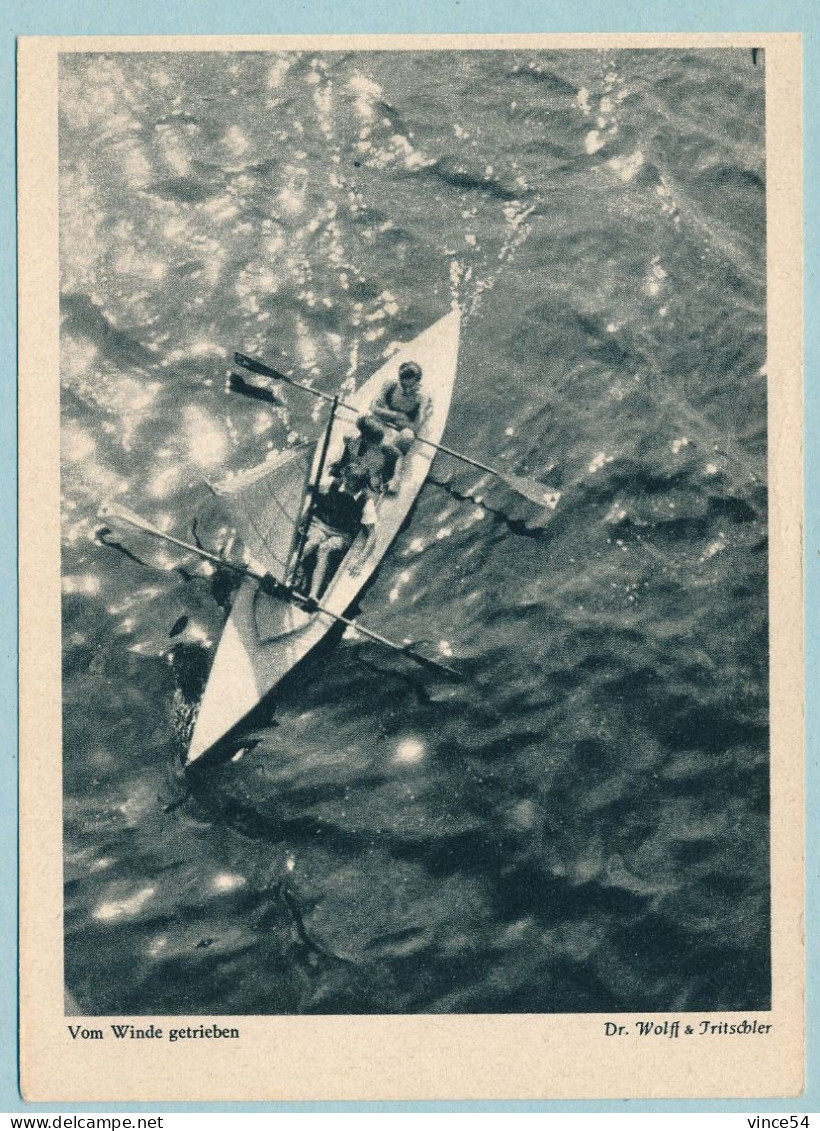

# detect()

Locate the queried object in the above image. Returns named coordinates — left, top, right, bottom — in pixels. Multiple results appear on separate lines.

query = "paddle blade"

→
left=402, top=643, right=464, bottom=680
left=235, top=352, right=286, bottom=381
left=97, top=500, right=161, bottom=537
left=501, top=472, right=561, bottom=509
left=228, top=371, right=284, bottom=406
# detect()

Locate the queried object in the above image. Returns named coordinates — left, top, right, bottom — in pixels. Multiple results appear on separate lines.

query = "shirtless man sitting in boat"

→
left=369, top=361, right=431, bottom=492
left=329, top=413, right=400, bottom=496
left=295, top=416, right=396, bottom=602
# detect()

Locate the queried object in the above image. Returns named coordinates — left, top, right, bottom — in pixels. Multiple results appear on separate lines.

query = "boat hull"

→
left=186, top=308, right=461, bottom=765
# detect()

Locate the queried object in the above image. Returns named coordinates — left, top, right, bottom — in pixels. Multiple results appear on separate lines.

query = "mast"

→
left=288, top=394, right=339, bottom=583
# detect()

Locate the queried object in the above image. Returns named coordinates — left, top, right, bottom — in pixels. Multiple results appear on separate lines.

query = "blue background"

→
left=3, top=0, right=816, bottom=1114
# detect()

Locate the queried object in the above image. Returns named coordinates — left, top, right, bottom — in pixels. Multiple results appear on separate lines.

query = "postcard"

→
left=18, top=32, right=803, bottom=1101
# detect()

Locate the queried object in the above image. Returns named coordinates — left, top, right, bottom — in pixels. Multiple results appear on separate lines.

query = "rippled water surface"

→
left=60, top=48, right=769, bottom=1015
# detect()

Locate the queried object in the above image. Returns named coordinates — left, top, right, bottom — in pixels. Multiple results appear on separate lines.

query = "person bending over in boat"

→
left=369, top=361, right=430, bottom=492
left=295, top=466, right=379, bottom=603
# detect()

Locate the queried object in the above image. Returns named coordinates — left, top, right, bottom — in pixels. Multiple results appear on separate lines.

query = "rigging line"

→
left=260, top=454, right=305, bottom=528
left=256, top=449, right=317, bottom=571
left=237, top=498, right=290, bottom=572
left=224, top=449, right=311, bottom=572
left=226, top=480, right=292, bottom=573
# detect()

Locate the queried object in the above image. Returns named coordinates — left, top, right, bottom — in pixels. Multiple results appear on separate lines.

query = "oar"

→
left=234, top=351, right=554, bottom=508
left=98, top=501, right=462, bottom=679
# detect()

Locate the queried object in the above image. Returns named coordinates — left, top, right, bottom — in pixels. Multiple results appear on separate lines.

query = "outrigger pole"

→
left=234, top=352, right=554, bottom=508
left=98, top=501, right=462, bottom=679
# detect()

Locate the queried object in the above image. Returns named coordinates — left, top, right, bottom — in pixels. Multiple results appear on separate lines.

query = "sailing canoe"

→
left=186, top=308, right=461, bottom=766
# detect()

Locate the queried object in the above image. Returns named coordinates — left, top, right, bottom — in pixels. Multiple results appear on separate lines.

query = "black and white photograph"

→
left=54, top=44, right=776, bottom=1023
left=17, top=22, right=811, bottom=1104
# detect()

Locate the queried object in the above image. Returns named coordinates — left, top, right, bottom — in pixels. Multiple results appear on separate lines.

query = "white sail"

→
left=212, top=443, right=315, bottom=576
